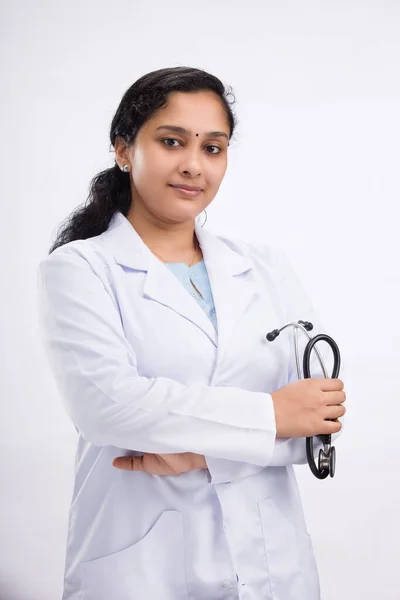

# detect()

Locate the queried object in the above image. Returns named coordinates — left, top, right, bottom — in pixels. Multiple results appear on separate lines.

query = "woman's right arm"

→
left=37, top=247, right=277, bottom=471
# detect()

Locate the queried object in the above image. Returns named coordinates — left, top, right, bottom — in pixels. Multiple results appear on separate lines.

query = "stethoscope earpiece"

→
left=266, top=329, right=280, bottom=341
left=298, top=320, right=314, bottom=332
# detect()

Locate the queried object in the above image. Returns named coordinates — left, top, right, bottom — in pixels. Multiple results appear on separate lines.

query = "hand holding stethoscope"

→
left=266, top=320, right=343, bottom=479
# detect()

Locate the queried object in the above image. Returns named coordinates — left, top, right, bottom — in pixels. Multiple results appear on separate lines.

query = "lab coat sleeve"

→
left=267, top=248, right=345, bottom=467
left=36, top=246, right=277, bottom=468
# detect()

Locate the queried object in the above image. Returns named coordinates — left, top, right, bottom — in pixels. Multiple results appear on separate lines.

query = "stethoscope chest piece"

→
left=319, top=445, right=336, bottom=477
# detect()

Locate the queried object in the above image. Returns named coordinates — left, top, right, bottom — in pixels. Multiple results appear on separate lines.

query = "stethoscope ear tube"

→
left=303, top=334, right=341, bottom=479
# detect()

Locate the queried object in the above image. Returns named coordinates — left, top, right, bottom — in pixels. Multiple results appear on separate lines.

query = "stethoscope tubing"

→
left=303, top=331, right=341, bottom=478
left=267, top=321, right=341, bottom=479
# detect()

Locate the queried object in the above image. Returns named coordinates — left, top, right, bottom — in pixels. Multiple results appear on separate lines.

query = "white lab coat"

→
left=37, top=210, right=342, bottom=600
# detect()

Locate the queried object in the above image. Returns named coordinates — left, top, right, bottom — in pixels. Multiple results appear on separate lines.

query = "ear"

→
left=113, top=136, right=133, bottom=168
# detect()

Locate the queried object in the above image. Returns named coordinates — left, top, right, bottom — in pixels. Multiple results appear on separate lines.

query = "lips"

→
left=169, top=185, right=203, bottom=198
left=169, top=184, right=203, bottom=191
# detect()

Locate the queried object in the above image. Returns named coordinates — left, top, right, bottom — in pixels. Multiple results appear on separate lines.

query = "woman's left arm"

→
left=113, top=248, right=345, bottom=479
left=112, top=452, right=207, bottom=474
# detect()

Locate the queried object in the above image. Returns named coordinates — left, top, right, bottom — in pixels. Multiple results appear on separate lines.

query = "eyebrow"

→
left=155, top=125, right=229, bottom=140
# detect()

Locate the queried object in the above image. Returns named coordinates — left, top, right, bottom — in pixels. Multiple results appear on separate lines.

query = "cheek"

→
left=132, top=147, right=168, bottom=185
left=130, top=148, right=146, bottom=181
left=208, top=158, right=227, bottom=187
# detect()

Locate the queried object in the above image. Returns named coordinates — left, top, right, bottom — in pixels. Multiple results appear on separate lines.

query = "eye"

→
left=161, top=138, right=181, bottom=148
left=205, top=145, right=221, bottom=155
left=161, top=138, right=222, bottom=155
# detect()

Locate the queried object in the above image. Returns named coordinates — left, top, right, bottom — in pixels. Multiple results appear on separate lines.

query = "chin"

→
left=166, top=211, right=199, bottom=224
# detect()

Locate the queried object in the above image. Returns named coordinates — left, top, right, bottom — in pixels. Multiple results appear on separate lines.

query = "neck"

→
left=127, top=208, right=200, bottom=262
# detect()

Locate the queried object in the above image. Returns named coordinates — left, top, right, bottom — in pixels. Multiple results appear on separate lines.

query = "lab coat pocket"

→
left=257, top=497, right=321, bottom=600
left=81, top=510, right=188, bottom=600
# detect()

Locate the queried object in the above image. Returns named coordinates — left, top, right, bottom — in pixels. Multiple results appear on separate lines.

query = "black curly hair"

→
left=48, top=66, right=237, bottom=254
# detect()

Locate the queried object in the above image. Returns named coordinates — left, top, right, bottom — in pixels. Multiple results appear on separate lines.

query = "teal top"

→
left=165, top=259, right=218, bottom=332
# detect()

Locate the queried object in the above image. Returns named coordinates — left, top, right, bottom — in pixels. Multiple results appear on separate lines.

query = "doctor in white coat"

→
left=37, top=66, right=346, bottom=600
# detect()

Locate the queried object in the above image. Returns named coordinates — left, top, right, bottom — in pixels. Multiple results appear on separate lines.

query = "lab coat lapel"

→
left=194, top=221, right=256, bottom=365
left=102, top=211, right=257, bottom=362
left=103, top=212, right=217, bottom=345
left=143, top=254, right=218, bottom=346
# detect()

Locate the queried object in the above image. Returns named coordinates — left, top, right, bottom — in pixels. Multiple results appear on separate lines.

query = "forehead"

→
left=147, top=90, right=229, bottom=132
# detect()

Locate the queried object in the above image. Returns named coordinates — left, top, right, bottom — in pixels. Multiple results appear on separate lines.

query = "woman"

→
left=38, top=66, right=346, bottom=600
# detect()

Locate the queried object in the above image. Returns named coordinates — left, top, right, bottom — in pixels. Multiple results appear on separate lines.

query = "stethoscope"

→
left=266, top=320, right=341, bottom=479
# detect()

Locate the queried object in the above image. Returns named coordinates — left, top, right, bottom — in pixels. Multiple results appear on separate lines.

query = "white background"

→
left=1, top=1, right=399, bottom=598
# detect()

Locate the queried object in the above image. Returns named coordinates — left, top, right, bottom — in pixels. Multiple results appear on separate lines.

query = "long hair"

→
left=48, top=66, right=237, bottom=254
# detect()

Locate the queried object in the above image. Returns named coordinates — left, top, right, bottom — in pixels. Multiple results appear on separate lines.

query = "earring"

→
left=121, top=164, right=129, bottom=172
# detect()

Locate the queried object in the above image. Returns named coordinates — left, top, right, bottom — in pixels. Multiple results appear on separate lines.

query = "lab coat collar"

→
left=101, top=211, right=257, bottom=363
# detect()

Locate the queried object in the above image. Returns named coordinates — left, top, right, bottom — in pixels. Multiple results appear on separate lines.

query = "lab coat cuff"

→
left=205, top=393, right=277, bottom=485
left=205, top=458, right=266, bottom=485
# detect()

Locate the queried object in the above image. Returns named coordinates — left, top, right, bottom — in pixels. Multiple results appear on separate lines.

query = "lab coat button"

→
left=222, top=580, right=235, bottom=590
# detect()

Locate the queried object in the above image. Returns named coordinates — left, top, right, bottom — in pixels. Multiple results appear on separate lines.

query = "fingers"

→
left=315, top=378, right=345, bottom=391
left=324, top=404, right=346, bottom=419
left=319, top=418, right=343, bottom=434
left=112, top=456, right=143, bottom=471
left=324, top=390, right=346, bottom=405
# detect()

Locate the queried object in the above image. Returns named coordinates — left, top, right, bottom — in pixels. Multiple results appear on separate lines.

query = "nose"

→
left=179, top=148, right=202, bottom=178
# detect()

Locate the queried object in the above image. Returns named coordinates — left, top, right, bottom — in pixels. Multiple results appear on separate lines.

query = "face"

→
left=115, top=90, right=230, bottom=225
